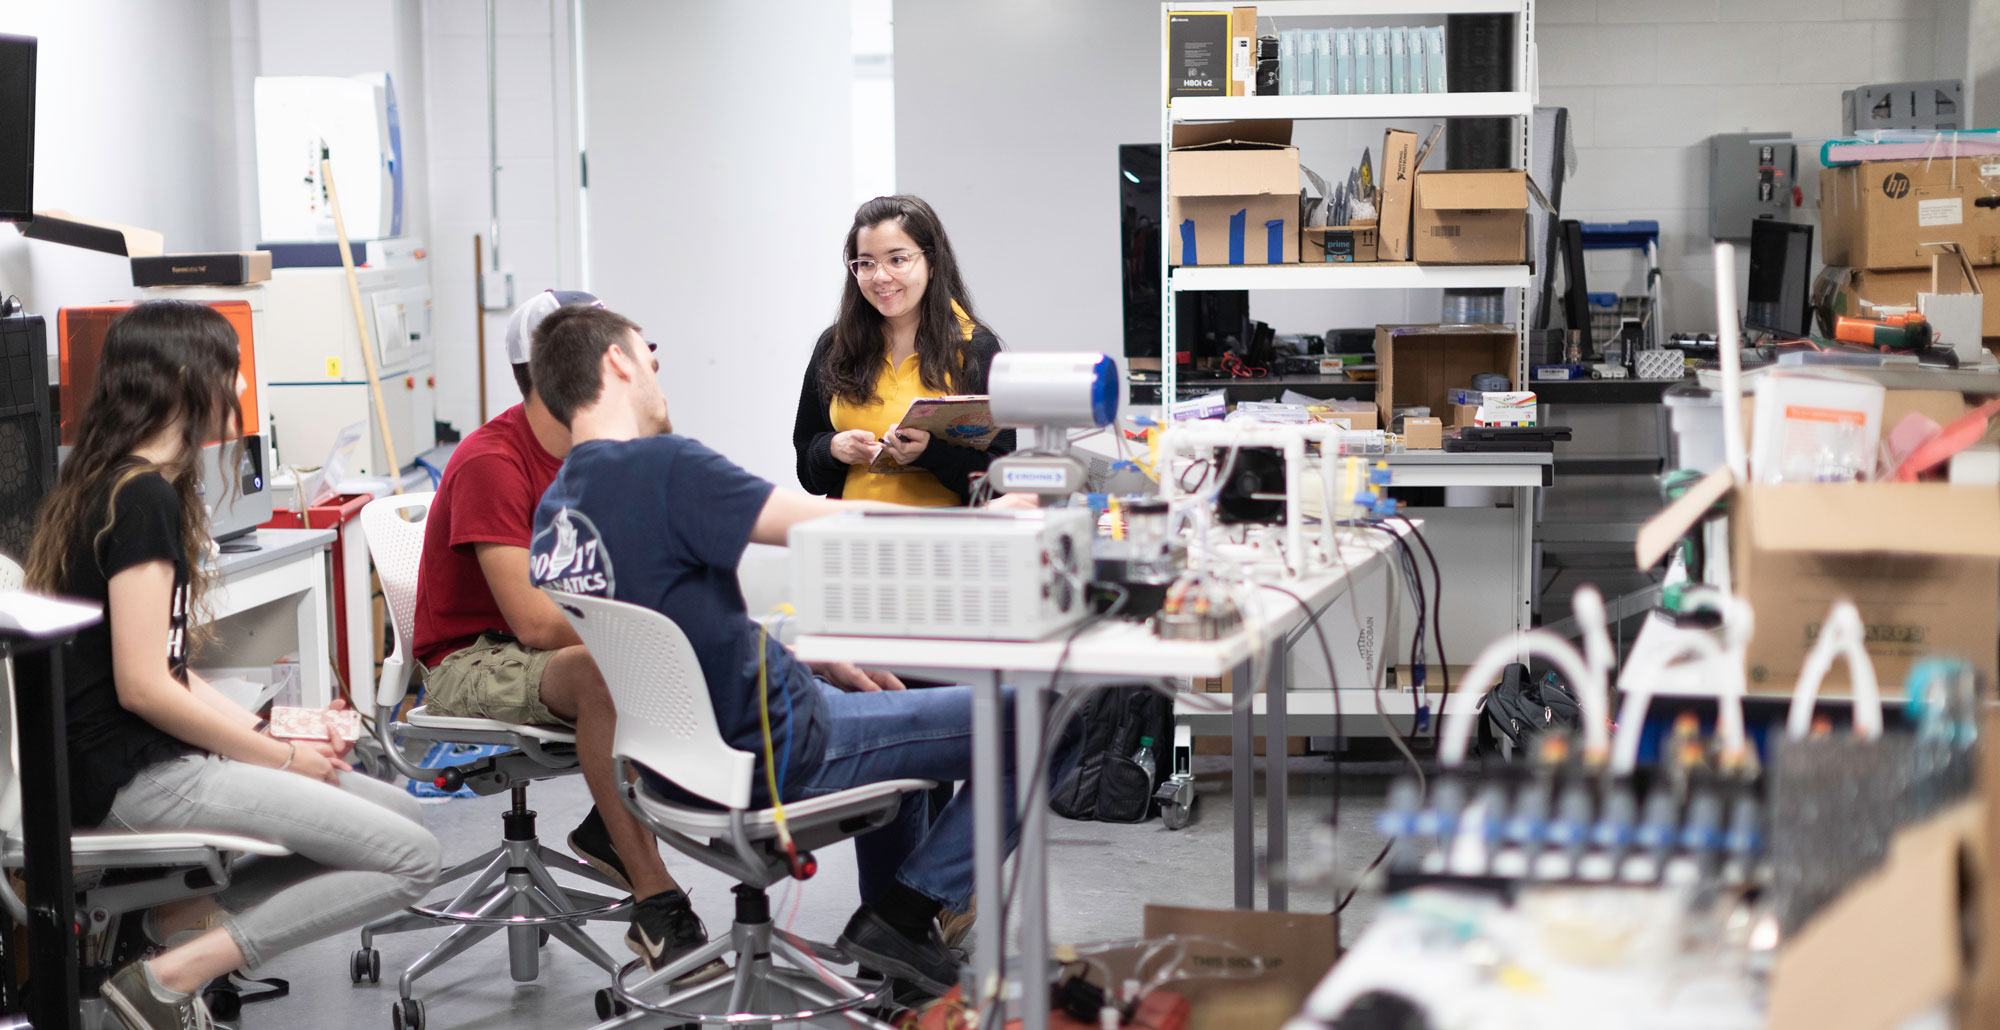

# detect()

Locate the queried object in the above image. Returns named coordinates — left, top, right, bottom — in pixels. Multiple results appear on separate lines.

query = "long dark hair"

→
left=820, top=194, right=989, bottom=406
left=27, top=301, right=244, bottom=627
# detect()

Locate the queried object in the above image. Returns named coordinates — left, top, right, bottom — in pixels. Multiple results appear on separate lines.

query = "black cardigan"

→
left=792, top=325, right=1016, bottom=502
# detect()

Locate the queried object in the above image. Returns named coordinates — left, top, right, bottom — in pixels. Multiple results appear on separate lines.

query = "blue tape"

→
left=1266, top=219, right=1286, bottom=263
left=1179, top=219, right=1197, bottom=266
left=1227, top=208, right=1246, bottom=265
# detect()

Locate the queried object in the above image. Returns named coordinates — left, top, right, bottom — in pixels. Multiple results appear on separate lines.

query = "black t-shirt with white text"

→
left=59, top=467, right=196, bottom=827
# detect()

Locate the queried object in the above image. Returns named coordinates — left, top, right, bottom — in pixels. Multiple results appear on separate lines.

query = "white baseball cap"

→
left=504, top=289, right=602, bottom=365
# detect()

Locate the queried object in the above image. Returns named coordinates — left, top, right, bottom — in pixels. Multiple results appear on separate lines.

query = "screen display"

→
left=0, top=34, right=35, bottom=223
left=1745, top=218, right=1814, bottom=339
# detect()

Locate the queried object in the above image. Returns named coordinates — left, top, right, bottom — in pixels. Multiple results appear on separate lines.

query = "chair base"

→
left=356, top=786, right=629, bottom=1014
left=588, top=884, right=902, bottom=1030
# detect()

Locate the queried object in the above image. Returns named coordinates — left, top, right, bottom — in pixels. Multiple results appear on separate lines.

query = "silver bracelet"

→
left=278, top=741, right=296, bottom=771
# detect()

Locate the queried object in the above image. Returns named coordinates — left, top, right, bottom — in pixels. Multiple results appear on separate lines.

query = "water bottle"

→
left=1132, top=736, right=1158, bottom=783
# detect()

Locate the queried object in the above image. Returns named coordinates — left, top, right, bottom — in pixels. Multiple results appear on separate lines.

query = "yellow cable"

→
left=757, top=604, right=798, bottom=859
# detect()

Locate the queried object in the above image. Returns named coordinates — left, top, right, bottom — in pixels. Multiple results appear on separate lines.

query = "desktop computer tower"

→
left=0, top=313, right=54, bottom=562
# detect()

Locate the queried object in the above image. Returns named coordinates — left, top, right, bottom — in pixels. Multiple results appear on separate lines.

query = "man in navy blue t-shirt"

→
left=524, top=304, right=1071, bottom=998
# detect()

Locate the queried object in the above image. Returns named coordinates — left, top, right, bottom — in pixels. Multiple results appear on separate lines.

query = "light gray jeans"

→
left=103, top=753, right=442, bottom=970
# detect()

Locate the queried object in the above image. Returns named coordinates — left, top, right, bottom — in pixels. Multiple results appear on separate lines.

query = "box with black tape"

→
left=1168, top=120, right=1300, bottom=267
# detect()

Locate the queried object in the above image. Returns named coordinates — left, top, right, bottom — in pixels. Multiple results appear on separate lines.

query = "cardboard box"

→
left=1192, top=735, right=1308, bottom=756
left=1819, top=157, right=2000, bottom=269
left=1309, top=402, right=1378, bottom=431
left=1413, top=169, right=1530, bottom=263
left=1452, top=402, right=1481, bottom=428
left=1303, top=222, right=1377, bottom=263
left=1816, top=262, right=2000, bottom=339
left=1376, top=129, right=1418, bottom=261
left=1403, top=415, right=1442, bottom=449
left=1168, top=120, right=1300, bottom=267
left=1373, top=324, right=1519, bottom=426
left=1143, top=904, right=1337, bottom=1030
left=1637, top=421, right=2000, bottom=695
left=1918, top=243, right=1986, bottom=360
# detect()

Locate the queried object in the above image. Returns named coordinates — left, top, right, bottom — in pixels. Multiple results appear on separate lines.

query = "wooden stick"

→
left=474, top=233, right=488, bottom=424
left=319, top=150, right=404, bottom=494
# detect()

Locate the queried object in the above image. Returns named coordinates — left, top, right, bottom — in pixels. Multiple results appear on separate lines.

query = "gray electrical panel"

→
left=1843, top=80, right=1964, bottom=134
left=1707, top=132, right=1794, bottom=241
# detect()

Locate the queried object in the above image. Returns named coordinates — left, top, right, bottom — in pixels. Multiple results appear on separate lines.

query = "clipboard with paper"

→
left=867, top=395, right=1000, bottom=474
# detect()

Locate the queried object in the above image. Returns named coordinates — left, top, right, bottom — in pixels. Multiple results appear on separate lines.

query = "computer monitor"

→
left=0, top=314, right=53, bottom=561
left=0, top=34, right=35, bottom=223
left=1745, top=219, right=1814, bottom=340
left=1119, top=143, right=1161, bottom=361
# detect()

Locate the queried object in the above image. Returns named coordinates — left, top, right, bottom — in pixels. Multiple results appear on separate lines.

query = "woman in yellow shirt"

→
left=792, top=194, right=1013, bottom=506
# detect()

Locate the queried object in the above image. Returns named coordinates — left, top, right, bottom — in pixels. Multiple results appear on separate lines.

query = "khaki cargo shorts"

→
left=422, top=632, right=573, bottom=728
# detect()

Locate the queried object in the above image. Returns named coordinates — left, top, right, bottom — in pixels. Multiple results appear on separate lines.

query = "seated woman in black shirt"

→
left=26, top=300, right=440, bottom=1030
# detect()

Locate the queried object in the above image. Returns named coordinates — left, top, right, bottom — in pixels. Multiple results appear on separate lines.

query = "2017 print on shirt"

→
left=530, top=507, right=614, bottom=597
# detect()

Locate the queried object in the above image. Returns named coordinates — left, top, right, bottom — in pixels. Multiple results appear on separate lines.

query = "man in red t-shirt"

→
left=413, top=290, right=717, bottom=977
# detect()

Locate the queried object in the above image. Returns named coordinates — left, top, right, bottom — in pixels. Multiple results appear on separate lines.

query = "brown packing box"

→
left=1819, top=157, right=2000, bottom=269
left=1142, top=905, right=1338, bottom=1030
left=1376, top=128, right=1418, bottom=261
left=1817, top=263, right=2000, bottom=339
left=1732, top=482, right=2000, bottom=694
left=1302, top=222, right=1378, bottom=263
left=1309, top=403, right=1379, bottom=430
left=1373, top=324, right=1519, bottom=426
left=1452, top=402, right=1481, bottom=428
left=1768, top=800, right=1981, bottom=1030
left=1403, top=416, right=1443, bottom=449
left=1637, top=393, right=2000, bottom=695
left=1169, top=120, right=1300, bottom=267
left=1413, top=169, right=1530, bottom=264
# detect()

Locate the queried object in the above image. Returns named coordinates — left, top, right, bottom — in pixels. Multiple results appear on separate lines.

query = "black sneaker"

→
left=627, top=890, right=729, bottom=985
left=567, top=806, right=634, bottom=895
left=837, top=907, right=959, bottom=1000
left=103, top=959, right=213, bottom=1030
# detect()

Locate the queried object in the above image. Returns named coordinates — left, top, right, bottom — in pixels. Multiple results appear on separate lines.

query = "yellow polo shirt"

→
left=827, top=304, right=975, bottom=507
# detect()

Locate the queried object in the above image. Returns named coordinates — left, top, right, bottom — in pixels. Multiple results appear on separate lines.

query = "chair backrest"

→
left=0, top=553, right=27, bottom=840
left=359, top=492, right=436, bottom=709
left=546, top=589, right=756, bottom=811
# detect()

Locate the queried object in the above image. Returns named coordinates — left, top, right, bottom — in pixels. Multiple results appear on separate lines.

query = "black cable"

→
left=1178, top=457, right=1212, bottom=494
left=987, top=585, right=1128, bottom=1029
left=1390, top=516, right=1449, bottom=743
left=1256, top=583, right=1345, bottom=933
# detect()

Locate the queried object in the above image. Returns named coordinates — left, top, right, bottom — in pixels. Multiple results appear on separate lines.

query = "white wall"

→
left=1543, top=0, right=1962, bottom=331
left=0, top=0, right=243, bottom=317
left=419, top=0, right=581, bottom=434
left=579, top=0, right=855, bottom=489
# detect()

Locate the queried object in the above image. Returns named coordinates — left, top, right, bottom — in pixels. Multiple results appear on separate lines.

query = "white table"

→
left=793, top=526, right=1407, bottom=1030
left=206, top=528, right=336, bottom=708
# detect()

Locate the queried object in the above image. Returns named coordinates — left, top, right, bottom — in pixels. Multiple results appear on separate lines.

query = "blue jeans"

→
left=790, top=682, right=1079, bottom=912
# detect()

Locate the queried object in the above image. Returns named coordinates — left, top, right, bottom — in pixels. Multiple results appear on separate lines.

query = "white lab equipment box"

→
left=268, top=376, right=434, bottom=479
left=260, top=265, right=432, bottom=384
left=255, top=74, right=403, bottom=242
left=790, top=508, right=1094, bottom=641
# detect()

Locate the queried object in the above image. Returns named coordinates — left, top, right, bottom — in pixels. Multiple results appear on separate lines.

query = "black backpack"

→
left=1049, top=686, right=1173, bottom=823
left=1477, top=663, right=1584, bottom=753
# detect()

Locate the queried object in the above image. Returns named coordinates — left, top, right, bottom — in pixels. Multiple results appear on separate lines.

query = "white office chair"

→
left=355, top=494, right=627, bottom=1030
left=549, top=589, right=936, bottom=1028
left=0, top=554, right=292, bottom=1029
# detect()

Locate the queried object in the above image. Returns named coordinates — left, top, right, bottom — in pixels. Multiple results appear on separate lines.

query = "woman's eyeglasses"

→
left=848, top=251, right=925, bottom=280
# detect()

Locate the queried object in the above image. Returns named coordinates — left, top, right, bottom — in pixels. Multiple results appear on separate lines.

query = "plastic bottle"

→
left=1132, top=736, right=1158, bottom=783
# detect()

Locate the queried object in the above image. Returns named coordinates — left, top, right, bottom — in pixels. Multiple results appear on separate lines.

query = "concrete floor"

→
left=230, top=750, right=1407, bottom=1030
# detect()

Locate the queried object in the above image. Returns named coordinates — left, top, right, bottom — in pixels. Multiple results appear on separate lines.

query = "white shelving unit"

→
left=1159, top=0, right=1538, bottom=407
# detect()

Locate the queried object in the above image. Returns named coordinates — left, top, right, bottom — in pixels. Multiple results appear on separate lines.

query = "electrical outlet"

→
left=480, top=270, right=515, bottom=312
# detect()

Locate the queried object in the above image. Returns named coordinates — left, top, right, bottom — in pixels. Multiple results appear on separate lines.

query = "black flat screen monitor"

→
left=1745, top=218, right=1814, bottom=340
left=0, top=34, right=33, bottom=223
left=1119, top=144, right=1161, bottom=360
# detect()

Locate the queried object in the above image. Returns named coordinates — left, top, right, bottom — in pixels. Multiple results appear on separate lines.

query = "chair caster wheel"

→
left=351, top=947, right=382, bottom=984
left=538, top=927, right=551, bottom=948
left=392, top=997, right=425, bottom=1030
left=1162, top=797, right=1195, bottom=829
left=594, top=987, right=630, bottom=1019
